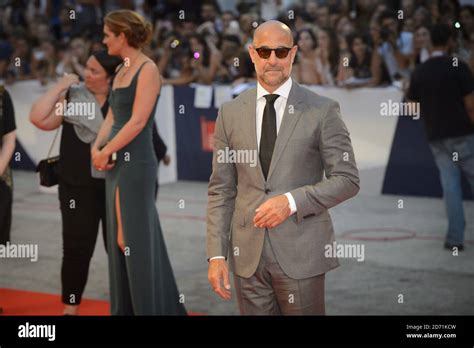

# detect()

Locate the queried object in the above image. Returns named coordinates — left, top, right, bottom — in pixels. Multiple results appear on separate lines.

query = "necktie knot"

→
left=264, top=94, right=279, bottom=105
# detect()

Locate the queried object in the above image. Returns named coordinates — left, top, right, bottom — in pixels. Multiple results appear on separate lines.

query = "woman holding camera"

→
left=30, top=50, right=122, bottom=315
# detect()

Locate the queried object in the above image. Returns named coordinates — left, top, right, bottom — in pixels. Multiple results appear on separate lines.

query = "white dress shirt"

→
left=256, top=78, right=297, bottom=214
left=210, top=78, right=297, bottom=261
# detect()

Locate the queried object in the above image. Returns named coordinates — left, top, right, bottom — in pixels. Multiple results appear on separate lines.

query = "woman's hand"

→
left=57, top=73, right=80, bottom=92
left=91, top=145, right=99, bottom=162
left=92, top=148, right=115, bottom=172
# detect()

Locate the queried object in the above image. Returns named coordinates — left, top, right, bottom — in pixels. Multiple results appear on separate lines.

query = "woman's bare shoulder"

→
left=137, top=59, right=160, bottom=87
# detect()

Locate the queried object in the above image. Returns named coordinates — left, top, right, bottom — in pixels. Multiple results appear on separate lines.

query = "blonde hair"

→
left=104, top=10, right=152, bottom=49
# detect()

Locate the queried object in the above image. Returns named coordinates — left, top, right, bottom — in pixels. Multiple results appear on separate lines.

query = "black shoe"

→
left=444, top=241, right=464, bottom=251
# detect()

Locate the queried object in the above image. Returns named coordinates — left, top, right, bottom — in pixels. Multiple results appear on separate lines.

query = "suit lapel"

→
left=266, top=82, right=305, bottom=182
left=239, top=82, right=305, bottom=184
left=241, top=89, right=266, bottom=184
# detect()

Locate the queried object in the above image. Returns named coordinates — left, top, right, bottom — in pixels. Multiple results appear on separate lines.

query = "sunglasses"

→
left=254, top=46, right=293, bottom=59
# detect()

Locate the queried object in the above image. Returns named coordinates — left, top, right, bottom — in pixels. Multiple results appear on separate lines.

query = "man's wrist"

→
left=284, top=192, right=297, bottom=215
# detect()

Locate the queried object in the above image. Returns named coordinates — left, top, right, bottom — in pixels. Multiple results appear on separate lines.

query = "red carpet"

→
left=0, top=288, right=202, bottom=315
left=0, top=288, right=110, bottom=315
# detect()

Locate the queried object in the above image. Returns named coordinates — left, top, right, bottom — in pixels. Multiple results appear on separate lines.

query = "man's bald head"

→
left=248, top=20, right=297, bottom=93
left=252, top=20, right=294, bottom=47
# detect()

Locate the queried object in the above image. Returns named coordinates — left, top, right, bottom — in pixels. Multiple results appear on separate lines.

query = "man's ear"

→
left=290, top=45, right=298, bottom=64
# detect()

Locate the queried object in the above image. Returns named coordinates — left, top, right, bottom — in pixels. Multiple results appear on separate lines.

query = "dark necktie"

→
left=260, top=94, right=279, bottom=180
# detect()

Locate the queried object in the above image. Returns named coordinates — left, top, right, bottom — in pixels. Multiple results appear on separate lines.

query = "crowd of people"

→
left=0, top=0, right=473, bottom=88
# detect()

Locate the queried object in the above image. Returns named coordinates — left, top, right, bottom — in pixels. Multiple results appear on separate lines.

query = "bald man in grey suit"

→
left=207, top=21, right=360, bottom=315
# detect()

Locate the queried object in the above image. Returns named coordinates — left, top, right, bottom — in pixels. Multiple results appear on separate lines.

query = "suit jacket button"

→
left=264, top=189, right=270, bottom=194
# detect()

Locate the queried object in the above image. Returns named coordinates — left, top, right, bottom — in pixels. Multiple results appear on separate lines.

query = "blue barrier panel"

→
left=174, top=86, right=218, bottom=181
left=382, top=110, right=473, bottom=200
left=10, top=140, right=36, bottom=171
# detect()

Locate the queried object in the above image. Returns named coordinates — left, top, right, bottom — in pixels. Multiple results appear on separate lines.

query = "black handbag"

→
left=36, top=127, right=61, bottom=187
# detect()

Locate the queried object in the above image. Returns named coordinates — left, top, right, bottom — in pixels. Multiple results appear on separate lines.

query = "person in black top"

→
left=152, top=124, right=170, bottom=198
left=0, top=84, right=16, bottom=245
left=407, top=23, right=474, bottom=251
left=30, top=50, right=122, bottom=315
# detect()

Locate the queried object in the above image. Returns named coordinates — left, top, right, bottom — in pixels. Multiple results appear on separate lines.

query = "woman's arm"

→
left=201, top=50, right=222, bottom=84
left=316, top=57, right=330, bottom=85
left=100, top=62, right=160, bottom=158
left=29, top=74, right=79, bottom=130
left=93, top=106, right=114, bottom=152
left=367, top=49, right=382, bottom=87
left=91, top=105, right=114, bottom=170
left=31, top=52, right=42, bottom=81
left=192, top=52, right=219, bottom=85
left=336, top=56, right=350, bottom=83
left=157, top=49, right=172, bottom=74
left=157, top=36, right=174, bottom=73
left=0, top=131, right=16, bottom=176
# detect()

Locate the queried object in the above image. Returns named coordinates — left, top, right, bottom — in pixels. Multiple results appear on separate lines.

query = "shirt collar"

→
left=257, top=77, right=293, bottom=101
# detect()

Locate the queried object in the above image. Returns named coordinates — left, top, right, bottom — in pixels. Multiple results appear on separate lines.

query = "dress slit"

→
left=115, top=186, right=125, bottom=252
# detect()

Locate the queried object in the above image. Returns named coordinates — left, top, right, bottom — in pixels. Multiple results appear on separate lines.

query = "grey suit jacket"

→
left=207, top=80, right=360, bottom=279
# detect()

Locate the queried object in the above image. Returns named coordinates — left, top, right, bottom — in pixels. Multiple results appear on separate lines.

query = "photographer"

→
left=377, top=10, right=413, bottom=83
left=30, top=50, right=121, bottom=315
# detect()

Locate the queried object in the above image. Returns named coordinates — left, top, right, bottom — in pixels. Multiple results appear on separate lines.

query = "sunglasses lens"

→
left=275, top=48, right=290, bottom=58
left=256, top=47, right=291, bottom=59
left=257, top=48, right=271, bottom=59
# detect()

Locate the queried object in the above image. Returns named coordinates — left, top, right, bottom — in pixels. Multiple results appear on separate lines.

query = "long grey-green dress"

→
left=106, top=61, right=186, bottom=315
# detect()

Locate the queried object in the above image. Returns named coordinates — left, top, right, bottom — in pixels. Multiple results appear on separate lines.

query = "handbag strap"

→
left=46, top=126, right=61, bottom=159
left=45, top=89, right=69, bottom=159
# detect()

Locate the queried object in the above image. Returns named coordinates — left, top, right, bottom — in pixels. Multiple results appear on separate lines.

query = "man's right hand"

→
left=208, top=259, right=231, bottom=300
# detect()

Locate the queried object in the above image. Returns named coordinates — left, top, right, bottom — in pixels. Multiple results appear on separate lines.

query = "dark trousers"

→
left=58, top=181, right=106, bottom=305
left=0, top=178, right=12, bottom=245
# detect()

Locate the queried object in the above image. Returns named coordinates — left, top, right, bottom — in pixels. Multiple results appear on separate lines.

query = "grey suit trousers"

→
left=234, top=230, right=325, bottom=315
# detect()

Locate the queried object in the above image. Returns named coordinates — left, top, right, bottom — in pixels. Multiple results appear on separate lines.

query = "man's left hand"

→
left=253, top=195, right=291, bottom=229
